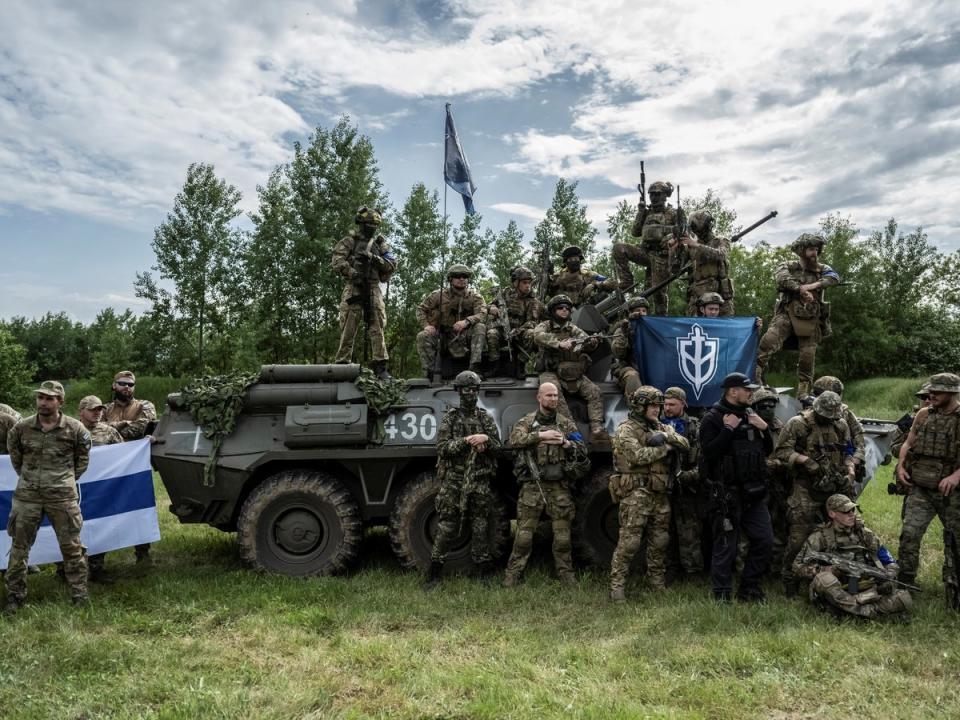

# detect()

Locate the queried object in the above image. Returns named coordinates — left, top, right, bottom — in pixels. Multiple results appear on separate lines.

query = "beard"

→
left=459, top=394, right=478, bottom=411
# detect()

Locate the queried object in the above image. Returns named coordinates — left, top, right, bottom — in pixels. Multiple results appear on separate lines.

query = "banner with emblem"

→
left=0, top=438, right=160, bottom=569
left=632, top=316, right=759, bottom=407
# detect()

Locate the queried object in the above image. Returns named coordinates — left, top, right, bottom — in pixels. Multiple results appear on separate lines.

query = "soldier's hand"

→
left=754, top=316, right=763, bottom=330
left=745, top=412, right=768, bottom=431
left=722, top=414, right=740, bottom=430
left=488, top=305, right=500, bottom=318
left=896, top=464, right=913, bottom=486
left=647, top=432, right=666, bottom=447
left=424, top=325, right=437, bottom=336
left=466, top=433, right=490, bottom=451
left=559, top=338, right=575, bottom=351
left=939, top=472, right=960, bottom=497
left=453, top=319, right=470, bottom=333
left=799, top=288, right=815, bottom=303
left=539, top=429, right=565, bottom=444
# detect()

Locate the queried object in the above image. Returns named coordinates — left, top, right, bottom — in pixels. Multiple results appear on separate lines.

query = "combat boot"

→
left=502, top=570, right=521, bottom=588
left=945, top=583, right=960, bottom=611
left=72, top=595, right=90, bottom=608
left=877, top=589, right=912, bottom=616
left=2, top=596, right=23, bottom=616
left=422, top=560, right=444, bottom=590
left=591, top=427, right=611, bottom=446
left=372, top=360, right=392, bottom=380
left=783, top=579, right=799, bottom=599
left=558, top=570, right=578, bottom=587
left=736, top=586, right=766, bottom=604
left=610, top=586, right=626, bottom=603
left=474, top=560, right=495, bottom=585
left=713, top=590, right=732, bottom=604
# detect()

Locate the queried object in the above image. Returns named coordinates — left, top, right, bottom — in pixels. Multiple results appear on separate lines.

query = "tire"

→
left=388, top=470, right=511, bottom=574
left=237, top=469, right=362, bottom=576
left=572, top=465, right=621, bottom=568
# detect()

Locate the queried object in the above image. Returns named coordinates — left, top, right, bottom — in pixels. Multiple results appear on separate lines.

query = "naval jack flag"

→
left=444, top=103, right=477, bottom=215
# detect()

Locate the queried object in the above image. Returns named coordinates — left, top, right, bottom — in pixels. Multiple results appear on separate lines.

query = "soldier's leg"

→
left=616, top=368, right=642, bottom=400
left=486, top=326, right=502, bottom=362
left=940, top=493, right=960, bottom=608
left=468, top=322, right=488, bottom=370
left=645, top=508, right=672, bottom=591
left=768, top=488, right=790, bottom=573
left=539, top=373, right=572, bottom=421
left=504, top=485, right=545, bottom=584
left=577, top=377, right=605, bottom=434
left=416, top=330, right=440, bottom=377
left=739, top=500, right=773, bottom=594
left=673, top=495, right=703, bottom=575
left=810, top=570, right=876, bottom=618
left=546, top=484, right=577, bottom=581
left=796, top=335, right=818, bottom=398
left=47, top=501, right=88, bottom=602
left=719, top=299, right=735, bottom=317
left=610, top=495, right=648, bottom=596
left=710, top=509, right=740, bottom=598
left=648, top=255, right=670, bottom=316
left=371, top=289, right=389, bottom=362
left=430, top=485, right=462, bottom=563
left=897, top=486, right=938, bottom=585
left=782, top=487, right=821, bottom=591
left=756, top=314, right=792, bottom=384
left=334, top=297, right=363, bottom=363
left=468, top=490, right=493, bottom=565
left=612, top=243, right=648, bottom=290
left=4, top=501, right=43, bottom=604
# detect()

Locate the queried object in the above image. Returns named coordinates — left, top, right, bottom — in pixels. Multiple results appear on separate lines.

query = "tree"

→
left=5, top=312, right=90, bottom=381
left=0, top=327, right=36, bottom=406
left=87, top=308, right=136, bottom=381
left=682, top=188, right=740, bottom=238
left=528, top=178, right=598, bottom=269
left=449, top=211, right=488, bottom=274
left=488, top=221, right=525, bottom=289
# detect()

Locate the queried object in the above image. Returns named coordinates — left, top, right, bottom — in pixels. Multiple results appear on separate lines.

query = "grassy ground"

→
left=1, top=376, right=956, bottom=718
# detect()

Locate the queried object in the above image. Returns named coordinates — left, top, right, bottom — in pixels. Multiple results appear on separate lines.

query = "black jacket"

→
left=700, top=398, right=773, bottom=491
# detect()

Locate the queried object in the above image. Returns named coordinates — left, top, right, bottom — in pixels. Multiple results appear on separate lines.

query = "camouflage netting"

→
left=353, top=367, right=409, bottom=443
left=180, top=370, right=260, bottom=487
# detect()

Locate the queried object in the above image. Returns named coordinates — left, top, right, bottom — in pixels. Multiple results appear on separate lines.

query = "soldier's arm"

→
left=416, top=291, right=438, bottom=328
left=610, top=324, right=630, bottom=361
left=509, top=417, right=541, bottom=449
left=480, top=413, right=502, bottom=453
left=898, top=408, right=929, bottom=465
left=8, top=423, right=24, bottom=475
left=590, top=272, right=617, bottom=292
left=818, top=264, right=840, bottom=288
left=699, top=411, right=736, bottom=462
left=465, top=293, right=487, bottom=326
left=437, top=411, right=468, bottom=459
left=774, top=262, right=801, bottom=293
left=688, top=236, right=730, bottom=264
left=372, top=237, right=397, bottom=277
left=771, top=417, right=804, bottom=466
left=846, top=411, right=866, bottom=463
left=331, top=236, right=353, bottom=278
left=792, top=533, right=823, bottom=579
left=615, top=425, right=670, bottom=468
left=630, top=205, right=646, bottom=237
left=532, top=321, right=562, bottom=350
left=119, top=400, right=157, bottom=441
left=75, top=426, right=92, bottom=478
left=663, top=425, right=690, bottom=451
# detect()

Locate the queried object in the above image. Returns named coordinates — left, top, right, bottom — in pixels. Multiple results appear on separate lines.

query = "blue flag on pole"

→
left=444, top=103, right=477, bottom=215
left=632, top=316, right=759, bottom=407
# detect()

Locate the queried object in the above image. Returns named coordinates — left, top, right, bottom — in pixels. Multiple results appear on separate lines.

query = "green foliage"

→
left=0, top=327, right=36, bottom=406
left=449, top=211, right=488, bottom=273
left=528, top=178, right=597, bottom=268
left=487, top=220, right=526, bottom=289
left=4, top=312, right=90, bottom=381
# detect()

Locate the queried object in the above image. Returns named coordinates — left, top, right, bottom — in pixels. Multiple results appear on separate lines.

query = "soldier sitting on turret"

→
left=416, top=265, right=488, bottom=380
left=546, top=246, right=616, bottom=308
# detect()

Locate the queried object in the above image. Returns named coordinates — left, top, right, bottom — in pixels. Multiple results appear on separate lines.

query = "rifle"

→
left=635, top=161, right=648, bottom=231
left=493, top=287, right=513, bottom=363
left=730, top=211, right=778, bottom=243
left=803, top=550, right=921, bottom=593
left=594, top=262, right=692, bottom=322
left=674, top=184, right=688, bottom=242
left=537, top=240, right=553, bottom=304
left=523, top=449, right=549, bottom=506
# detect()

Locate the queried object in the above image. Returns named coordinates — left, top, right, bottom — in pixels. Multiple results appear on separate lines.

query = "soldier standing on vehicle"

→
left=502, top=382, right=590, bottom=587
left=103, top=370, right=157, bottom=566
left=485, top=266, right=544, bottom=378
left=546, top=246, right=616, bottom=308
left=416, top=265, right=488, bottom=379
left=609, top=386, right=689, bottom=601
left=610, top=296, right=648, bottom=400
left=661, top=387, right=703, bottom=578
left=532, top=295, right=607, bottom=443
left=812, top=376, right=866, bottom=486
left=423, top=371, right=501, bottom=588
left=792, top=494, right=912, bottom=619
left=613, top=180, right=677, bottom=316
left=755, top=233, right=840, bottom=398
left=4, top=381, right=91, bottom=614
left=896, top=373, right=960, bottom=607
left=672, top=210, right=734, bottom=317
left=774, top=391, right=855, bottom=597
left=77, top=395, right=122, bottom=583
left=332, top=206, right=398, bottom=379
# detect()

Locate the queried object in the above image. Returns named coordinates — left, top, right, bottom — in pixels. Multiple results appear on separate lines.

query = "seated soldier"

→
left=416, top=265, right=488, bottom=379
left=485, top=266, right=544, bottom=378
left=610, top=296, right=648, bottom=399
left=547, top=245, right=616, bottom=308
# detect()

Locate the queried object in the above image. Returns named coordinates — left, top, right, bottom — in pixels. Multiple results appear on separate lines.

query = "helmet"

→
left=688, top=210, right=714, bottom=233
left=648, top=181, right=673, bottom=196
left=751, top=386, right=779, bottom=406
left=791, top=233, right=826, bottom=255
left=697, top=292, right=724, bottom=307
left=813, top=376, right=844, bottom=397
left=664, top=387, right=686, bottom=403
left=547, top=294, right=574, bottom=312
left=916, top=383, right=931, bottom=398
left=355, top=206, right=382, bottom=226
left=452, top=370, right=482, bottom=389
left=510, top=266, right=534, bottom=283
left=561, top=245, right=584, bottom=261
left=629, top=385, right=665, bottom=410
left=446, top=264, right=473, bottom=279
left=812, top=390, right=843, bottom=420
left=627, top=296, right=650, bottom=311
left=927, top=372, right=960, bottom=393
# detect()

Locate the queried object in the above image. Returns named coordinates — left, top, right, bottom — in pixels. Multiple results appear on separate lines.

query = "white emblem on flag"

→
left=677, top=324, right=719, bottom=400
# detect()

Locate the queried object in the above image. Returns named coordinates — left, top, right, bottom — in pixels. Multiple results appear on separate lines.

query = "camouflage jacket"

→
left=417, top=288, right=486, bottom=332
left=612, top=415, right=689, bottom=495
left=547, top=269, right=616, bottom=306
left=8, top=412, right=91, bottom=502
left=661, top=413, right=701, bottom=486
left=0, top=403, right=21, bottom=420
left=632, top=204, right=677, bottom=254
left=773, top=260, right=839, bottom=322
left=331, top=232, right=397, bottom=297
left=842, top=405, right=866, bottom=464
left=532, top=319, right=590, bottom=375
left=775, top=411, right=853, bottom=494
left=104, top=398, right=157, bottom=441
left=436, top=405, right=501, bottom=488
left=488, top=288, right=544, bottom=333
left=0, top=412, right=17, bottom=455
left=509, top=409, right=589, bottom=485
left=792, top=519, right=882, bottom=581
left=611, top=319, right=633, bottom=367
left=86, top=421, right=124, bottom=447
left=673, top=232, right=733, bottom=298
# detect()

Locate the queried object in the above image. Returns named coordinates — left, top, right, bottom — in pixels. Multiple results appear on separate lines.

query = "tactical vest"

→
left=910, top=408, right=960, bottom=489
left=537, top=321, right=586, bottom=385
left=719, top=418, right=768, bottom=500
left=439, top=408, right=497, bottom=482
left=552, top=271, right=591, bottom=305
left=433, top=290, right=479, bottom=330
left=103, top=399, right=145, bottom=424
left=502, top=290, right=538, bottom=326
left=793, top=411, right=850, bottom=495
left=689, top=237, right=733, bottom=300
left=613, top=419, right=673, bottom=494
left=780, top=262, right=830, bottom=337
left=640, top=207, right=674, bottom=254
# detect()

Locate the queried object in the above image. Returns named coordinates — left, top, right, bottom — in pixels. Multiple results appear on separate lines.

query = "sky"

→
left=2, top=0, right=959, bottom=322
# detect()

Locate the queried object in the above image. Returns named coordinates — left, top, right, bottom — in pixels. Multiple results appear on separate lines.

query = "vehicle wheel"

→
left=573, top=465, right=621, bottom=568
left=389, top=470, right=510, bottom=574
left=237, top=469, right=362, bottom=576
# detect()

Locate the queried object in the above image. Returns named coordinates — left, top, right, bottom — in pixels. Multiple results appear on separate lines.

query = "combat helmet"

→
left=446, top=264, right=473, bottom=279
left=648, top=181, right=674, bottom=196
left=697, top=292, right=724, bottom=307
left=813, top=376, right=844, bottom=397
left=664, top=387, right=687, bottom=403
left=510, top=266, right=535, bottom=283
left=916, top=383, right=931, bottom=399
left=629, top=385, right=665, bottom=410
left=791, top=233, right=826, bottom=255
left=927, top=372, right=960, bottom=393
left=355, top=206, right=382, bottom=226
left=627, top=296, right=650, bottom=312
left=812, top=390, right=843, bottom=420
left=452, top=370, right=482, bottom=389
left=561, top=245, right=584, bottom=261
left=688, top=210, right=714, bottom=234
left=751, top=386, right=779, bottom=407
left=547, top=294, right=574, bottom=313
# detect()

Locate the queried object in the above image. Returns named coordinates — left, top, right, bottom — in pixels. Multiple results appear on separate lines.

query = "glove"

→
left=647, top=432, right=666, bottom=447
left=803, top=458, right=820, bottom=474
left=582, top=283, right=597, bottom=301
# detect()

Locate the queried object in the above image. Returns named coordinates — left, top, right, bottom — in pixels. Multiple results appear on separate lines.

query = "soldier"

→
left=672, top=210, right=734, bottom=316
left=416, top=265, right=488, bottom=379
left=812, top=376, right=866, bottom=488
left=751, top=386, right=789, bottom=571
left=610, top=296, right=648, bottom=399
left=896, top=372, right=960, bottom=607
left=609, top=386, right=689, bottom=601
left=775, top=391, right=855, bottom=597
left=546, top=245, right=616, bottom=308
left=532, top=295, right=607, bottom=443
left=503, top=382, right=590, bottom=587
left=0, top=403, right=21, bottom=420
left=103, top=370, right=157, bottom=566
left=485, top=266, right=545, bottom=377
left=661, top=387, right=703, bottom=578
left=755, top=233, right=840, bottom=397
left=792, top=494, right=912, bottom=619
left=332, top=205, right=398, bottom=378
left=696, top=292, right=725, bottom=318
left=700, top=373, right=773, bottom=602
left=0, top=408, right=16, bottom=455
left=613, top=180, right=677, bottom=316
left=423, top=370, right=501, bottom=587
left=4, top=381, right=91, bottom=613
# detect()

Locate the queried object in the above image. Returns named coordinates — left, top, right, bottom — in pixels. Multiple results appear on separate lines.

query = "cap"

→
left=78, top=395, right=105, bottom=411
left=916, top=383, right=931, bottom=398
left=927, top=373, right=960, bottom=393
left=721, top=372, right=760, bottom=390
left=826, top=494, right=857, bottom=513
left=114, top=370, right=136, bottom=383
left=664, top=387, right=687, bottom=403
left=36, top=380, right=65, bottom=398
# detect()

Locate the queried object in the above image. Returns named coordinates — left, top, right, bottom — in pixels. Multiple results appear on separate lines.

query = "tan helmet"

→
left=688, top=210, right=714, bottom=234
left=697, top=292, right=724, bottom=307
left=547, top=294, right=574, bottom=313
left=561, top=245, right=584, bottom=261
left=629, top=385, right=665, bottom=410
left=510, top=266, right=534, bottom=283
left=452, top=370, right=482, bottom=389
left=751, top=386, right=779, bottom=406
left=791, top=233, right=826, bottom=255
left=446, top=264, right=473, bottom=279
left=812, top=375, right=844, bottom=397
left=355, top=206, right=383, bottom=226
left=648, top=181, right=674, bottom=196
left=812, top=390, right=843, bottom=420
left=627, top=296, right=650, bottom=311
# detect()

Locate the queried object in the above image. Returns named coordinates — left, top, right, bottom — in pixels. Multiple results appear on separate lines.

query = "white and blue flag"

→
left=444, top=103, right=477, bottom=215
left=0, top=438, right=160, bottom=569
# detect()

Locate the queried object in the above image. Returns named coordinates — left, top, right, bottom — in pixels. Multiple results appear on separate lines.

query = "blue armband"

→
left=877, top=546, right=895, bottom=566
left=594, top=274, right=608, bottom=282
left=568, top=431, right=584, bottom=443
left=382, top=251, right=397, bottom=262
left=822, top=268, right=840, bottom=282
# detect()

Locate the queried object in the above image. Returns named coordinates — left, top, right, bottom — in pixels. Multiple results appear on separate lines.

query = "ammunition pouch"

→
left=542, top=463, right=564, bottom=483
left=446, top=331, right=470, bottom=359
left=609, top=473, right=637, bottom=502
left=786, top=299, right=820, bottom=337
left=557, top=360, right=583, bottom=384
left=910, top=458, right=944, bottom=490
left=646, top=472, right=669, bottom=494
left=809, top=467, right=848, bottom=494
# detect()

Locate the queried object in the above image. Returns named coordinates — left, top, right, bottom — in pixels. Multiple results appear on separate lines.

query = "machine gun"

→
left=730, top=211, right=778, bottom=243
left=803, top=551, right=921, bottom=593
left=593, top=262, right=692, bottom=322
left=493, top=287, right=513, bottom=363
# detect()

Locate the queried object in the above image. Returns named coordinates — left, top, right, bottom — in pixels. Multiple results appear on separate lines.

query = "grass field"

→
left=1, top=376, right=956, bottom=719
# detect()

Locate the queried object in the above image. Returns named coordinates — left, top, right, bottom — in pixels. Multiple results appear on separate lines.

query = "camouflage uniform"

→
left=792, top=496, right=911, bottom=619
left=416, top=281, right=488, bottom=377
left=332, top=207, right=397, bottom=368
left=755, top=234, right=840, bottom=397
left=661, top=389, right=703, bottom=576
left=503, top=409, right=590, bottom=585
left=0, top=403, right=21, bottom=420
left=774, top=392, right=854, bottom=592
left=610, top=297, right=647, bottom=399
left=485, top=270, right=544, bottom=372
left=752, top=387, right=788, bottom=570
left=609, top=387, right=689, bottom=597
left=547, top=269, right=616, bottom=307
left=0, top=412, right=15, bottom=455
left=5, top=382, right=92, bottom=606
left=674, top=211, right=735, bottom=317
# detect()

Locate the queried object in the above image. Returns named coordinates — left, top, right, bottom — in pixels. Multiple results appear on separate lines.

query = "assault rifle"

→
left=593, top=262, right=692, bottom=322
left=803, top=551, right=921, bottom=593
left=730, top=211, right=778, bottom=243
left=674, top=184, right=688, bottom=242
left=493, top=287, right=513, bottom=363
left=522, top=449, right=550, bottom=506
left=537, top=240, right=553, bottom=305
left=635, top=161, right=648, bottom=231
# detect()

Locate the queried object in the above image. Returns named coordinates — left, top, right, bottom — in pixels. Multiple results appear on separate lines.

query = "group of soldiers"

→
left=1, top=371, right=156, bottom=615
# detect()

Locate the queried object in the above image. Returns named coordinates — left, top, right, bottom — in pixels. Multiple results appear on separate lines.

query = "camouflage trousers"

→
left=898, top=485, right=960, bottom=588
left=669, top=492, right=703, bottom=575
left=416, top=324, right=487, bottom=376
left=335, top=284, right=388, bottom=362
left=6, top=498, right=88, bottom=602
left=783, top=484, right=828, bottom=583
left=486, top=327, right=535, bottom=365
left=539, top=372, right=603, bottom=430
left=504, top=481, right=576, bottom=581
left=612, top=243, right=669, bottom=316
left=430, top=481, right=493, bottom=565
left=610, top=489, right=671, bottom=592
left=809, top=571, right=912, bottom=618
left=756, top=313, right=819, bottom=397
left=612, top=365, right=642, bottom=401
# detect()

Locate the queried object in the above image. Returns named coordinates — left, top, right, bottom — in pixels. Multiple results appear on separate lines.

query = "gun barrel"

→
left=730, top=211, right=778, bottom=243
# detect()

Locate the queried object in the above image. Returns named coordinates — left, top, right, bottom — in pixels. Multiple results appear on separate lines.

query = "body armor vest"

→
left=552, top=271, right=591, bottom=305
left=502, top=290, right=538, bottom=325
left=614, top=420, right=673, bottom=493
left=911, top=408, right=960, bottom=489
left=794, top=411, right=850, bottom=495
left=539, top=321, right=585, bottom=381
left=349, top=234, right=382, bottom=283
left=641, top=207, right=674, bottom=253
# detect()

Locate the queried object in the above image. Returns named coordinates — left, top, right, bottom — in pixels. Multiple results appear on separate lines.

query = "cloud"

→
left=489, top=202, right=544, bottom=220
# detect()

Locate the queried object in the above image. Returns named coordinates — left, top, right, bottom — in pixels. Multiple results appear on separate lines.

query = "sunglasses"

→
left=115, top=381, right=135, bottom=388
left=450, top=274, right=469, bottom=280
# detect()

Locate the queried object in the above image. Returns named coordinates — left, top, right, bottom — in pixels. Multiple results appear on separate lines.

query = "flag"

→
left=0, top=438, right=160, bottom=568
left=444, top=103, right=477, bottom=215
left=633, top=316, right=759, bottom=407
